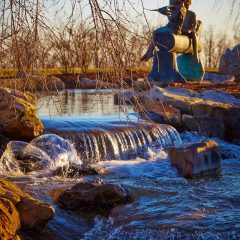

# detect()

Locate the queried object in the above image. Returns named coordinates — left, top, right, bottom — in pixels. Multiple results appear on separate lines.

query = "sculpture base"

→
left=177, top=54, right=205, bottom=81
left=147, top=49, right=186, bottom=83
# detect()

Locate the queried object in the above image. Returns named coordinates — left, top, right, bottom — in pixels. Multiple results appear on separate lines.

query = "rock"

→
left=219, top=44, right=240, bottom=78
left=54, top=163, right=107, bottom=178
left=164, top=87, right=196, bottom=97
left=79, top=78, right=118, bottom=89
left=199, top=90, right=240, bottom=106
left=0, top=134, right=9, bottom=158
left=137, top=101, right=181, bottom=127
left=0, top=197, right=20, bottom=240
left=203, top=72, right=235, bottom=83
left=30, top=134, right=81, bottom=167
left=0, top=134, right=81, bottom=174
left=0, top=88, right=44, bottom=140
left=57, top=181, right=131, bottom=211
left=192, top=102, right=240, bottom=140
left=17, top=198, right=54, bottom=231
left=34, top=76, right=65, bottom=91
left=79, top=78, right=97, bottom=89
left=0, top=178, right=54, bottom=231
left=182, top=115, right=225, bottom=138
left=169, top=140, right=222, bottom=178
left=133, top=80, right=152, bottom=92
left=0, top=141, right=52, bottom=173
left=127, top=85, right=240, bottom=140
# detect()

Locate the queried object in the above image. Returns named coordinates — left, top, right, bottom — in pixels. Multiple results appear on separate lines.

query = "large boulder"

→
left=169, top=140, right=222, bottom=178
left=192, top=101, right=240, bottom=140
left=30, top=134, right=81, bottom=167
left=54, top=163, right=107, bottom=178
left=57, top=181, right=131, bottom=211
left=0, top=88, right=44, bottom=140
left=0, top=197, right=20, bottom=240
left=0, top=178, right=54, bottom=231
left=0, top=134, right=81, bottom=174
left=0, top=141, right=52, bottom=173
left=17, top=197, right=54, bottom=231
left=219, top=44, right=240, bottom=81
left=182, top=115, right=225, bottom=138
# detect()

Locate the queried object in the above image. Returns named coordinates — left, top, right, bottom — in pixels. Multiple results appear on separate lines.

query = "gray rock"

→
left=199, top=90, right=240, bottom=106
left=169, top=140, right=221, bottom=178
left=57, top=180, right=131, bottom=212
left=219, top=44, right=240, bottom=77
left=182, top=115, right=225, bottom=137
left=203, top=72, right=235, bottom=83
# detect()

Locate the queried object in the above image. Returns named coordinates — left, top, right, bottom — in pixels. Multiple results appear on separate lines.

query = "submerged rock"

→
left=57, top=181, right=131, bottom=211
left=0, top=141, right=52, bottom=173
left=54, top=163, right=107, bottom=178
left=30, top=134, right=81, bottom=167
left=0, top=178, right=54, bottom=231
left=169, top=140, right=221, bottom=178
left=0, top=197, right=20, bottom=240
left=0, top=88, right=43, bottom=140
left=0, top=134, right=81, bottom=174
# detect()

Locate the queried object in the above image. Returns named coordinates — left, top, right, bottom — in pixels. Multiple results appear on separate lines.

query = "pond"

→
left=3, top=90, right=240, bottom=240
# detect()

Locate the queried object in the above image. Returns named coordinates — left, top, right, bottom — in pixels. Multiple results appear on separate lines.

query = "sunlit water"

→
left=2, top=90, right=240, bottom=239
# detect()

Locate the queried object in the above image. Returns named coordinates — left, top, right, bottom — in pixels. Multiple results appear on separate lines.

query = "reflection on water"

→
left=37, top=90, right=136, bottom=130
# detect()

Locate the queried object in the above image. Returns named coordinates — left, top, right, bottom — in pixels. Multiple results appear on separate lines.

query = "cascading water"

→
left=49, top=124, right=182, bottom=164
left=1, top=90, right=240, bottom=240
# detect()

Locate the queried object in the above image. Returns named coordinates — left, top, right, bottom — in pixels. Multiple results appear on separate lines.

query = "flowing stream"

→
left=1, top=90, right=240, bottom=240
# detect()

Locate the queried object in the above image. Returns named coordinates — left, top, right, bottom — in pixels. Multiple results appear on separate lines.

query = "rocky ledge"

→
left=0, top=178, right=54, bottom=239
left=122, top=85, right=240, bottom=143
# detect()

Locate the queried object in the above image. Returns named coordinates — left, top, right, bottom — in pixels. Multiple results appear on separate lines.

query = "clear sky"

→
left=133, top=0, right=237, bottom=33
left=49, top=0, right=238, bottom=36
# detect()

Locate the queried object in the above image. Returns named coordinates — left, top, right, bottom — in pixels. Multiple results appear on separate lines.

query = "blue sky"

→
left=51, top=0, right=237, bottom=35
left=133, top=0, right=236, bottom=33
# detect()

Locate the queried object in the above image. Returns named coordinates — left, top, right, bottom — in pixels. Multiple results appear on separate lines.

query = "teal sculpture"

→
left=141, top=0, right=204, bottom=82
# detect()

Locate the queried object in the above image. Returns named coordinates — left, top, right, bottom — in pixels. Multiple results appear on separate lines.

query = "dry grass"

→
left=0, top=67, right=219, bottom=79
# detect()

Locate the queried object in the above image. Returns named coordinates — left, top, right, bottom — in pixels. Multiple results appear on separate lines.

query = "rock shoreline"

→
left=0, top=177, right=54, bottom=239
left=121, top=85, right=240, bottom=143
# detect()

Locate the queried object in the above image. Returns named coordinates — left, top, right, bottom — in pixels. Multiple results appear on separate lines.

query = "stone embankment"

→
left=122, top=85, right=240, bottom=143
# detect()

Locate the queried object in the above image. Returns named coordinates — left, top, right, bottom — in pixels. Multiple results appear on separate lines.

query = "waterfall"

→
left=52, top=124, right=182, bottom=164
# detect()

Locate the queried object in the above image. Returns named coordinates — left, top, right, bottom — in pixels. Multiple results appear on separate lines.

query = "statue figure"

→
left=140, top=0, right=187, bottom=62
left=182, top=0, right=201, bottom=63
left=141, top=0, right=205, bottom=83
